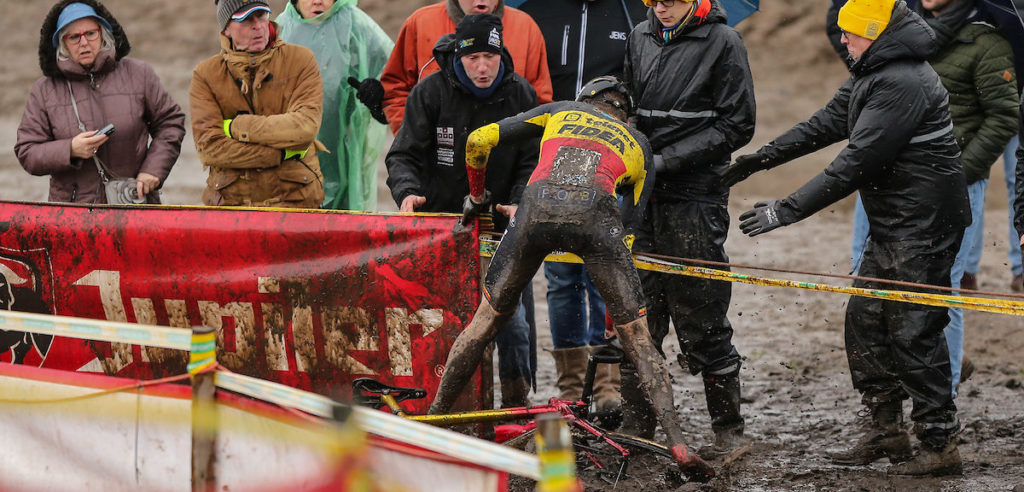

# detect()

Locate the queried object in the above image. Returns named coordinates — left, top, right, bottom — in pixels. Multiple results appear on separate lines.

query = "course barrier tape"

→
left=0, top=308, right=543, bottom=480
left=188, top=331, right=217, bottom=375
left=0, top=310, right=192, bottom=350
left=479, top=236, right=1024, bottom=316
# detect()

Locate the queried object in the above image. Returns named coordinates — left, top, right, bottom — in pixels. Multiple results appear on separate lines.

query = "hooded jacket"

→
left=517, top=0, right=647, bottom=101
left=190, top=23, right=326, bottom=208
left=758, top=2, right=971, bottom=242
left=385, top=35, right=538, bottom=228
left=623, top=0, right=756, bottom=203
left=15, top=0, right=185, bottom=204
left=380, top=0, right=552, bottom=134
left=916, top=0, right=1018, bottom=183
left=276, top=0, right=393, bottom=211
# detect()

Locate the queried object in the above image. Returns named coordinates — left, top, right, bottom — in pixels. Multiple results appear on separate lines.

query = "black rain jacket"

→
left=386, top=34, right=539, bottom=225
left=760, top=1, right=970, bottom=242
left=623, top=0, right=756, bottom=203
left=518, top=0, right=647, bottom=101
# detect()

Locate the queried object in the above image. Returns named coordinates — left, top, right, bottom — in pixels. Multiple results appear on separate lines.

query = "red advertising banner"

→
left=0, top=202, right=482, bottom=413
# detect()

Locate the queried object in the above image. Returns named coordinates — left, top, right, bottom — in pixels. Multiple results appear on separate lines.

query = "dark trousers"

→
left=635, top=199, right=741, bottom=377
left=846, top=232, right=961, bottom=446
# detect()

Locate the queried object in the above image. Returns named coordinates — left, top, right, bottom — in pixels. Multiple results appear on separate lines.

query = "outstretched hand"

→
left=347, top=77, right=387, bottom=125
left=720, top=153, right=770, bottom=187
left=738, top=200, right=785, bottom=237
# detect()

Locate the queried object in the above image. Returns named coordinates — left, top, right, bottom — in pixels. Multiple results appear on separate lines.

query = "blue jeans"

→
left=850, top=195, right=869, bottom=274
left=496, top=291, right=533, bottom=382
left=1006, top=135, right=1023, bottom=275
left=544, top=262, right=607, bottom=349
left=946, top=179, right=988, bottom=395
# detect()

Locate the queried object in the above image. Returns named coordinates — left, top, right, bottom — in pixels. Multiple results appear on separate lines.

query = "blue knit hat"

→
left=51, top=3, right=113, bottom=48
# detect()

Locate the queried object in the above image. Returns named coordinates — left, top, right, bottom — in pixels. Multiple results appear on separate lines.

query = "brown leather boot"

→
left=551, top=346, right=589, bottom=400
left=888, top=442, right=962, bottom=476
left=828, top=399, right=912, bottom=465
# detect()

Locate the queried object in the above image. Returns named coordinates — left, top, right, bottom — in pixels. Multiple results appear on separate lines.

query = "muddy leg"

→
left=430, top=299, right=512, bottom=414
left=616, top=316, right=715, bottom=482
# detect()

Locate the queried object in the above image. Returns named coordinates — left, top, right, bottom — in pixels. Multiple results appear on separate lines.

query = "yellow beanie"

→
left=838, top=0, right=897, bottom=40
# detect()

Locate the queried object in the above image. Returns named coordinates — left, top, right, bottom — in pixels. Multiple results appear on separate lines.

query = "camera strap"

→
left=66, top=80, right=120, bottom=183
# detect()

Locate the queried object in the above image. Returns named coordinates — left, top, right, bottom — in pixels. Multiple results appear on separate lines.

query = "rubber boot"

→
left=499, top=377, right=530, bottom=408
left=699, top=373, right=746, bottom=460
left=615, top=317, right=715, bottom=482
left=888, top=442, right=962, bottom=476
left=551, top=346, right=589, bottom=400
left=828, top=399, right=912, bottom=465
left=430, top=300, right=511, bottom=414
left=617, top=362, right=656, bottom=439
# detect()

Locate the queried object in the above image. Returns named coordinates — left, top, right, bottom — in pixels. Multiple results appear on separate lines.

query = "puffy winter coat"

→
left=517, top=0, right=647, bottom=101
left=759, top=2, right=971, bottom=242
left=190, top=25, right=325, bottom=208
left=15, top=0, right=185, bottom=204
left=380, top=0, right=552, bottom=134
left=623, top=0, right=756, bottom=203
left=918, top=0, right=1018, bottom=183
left=385, top=35, right=538, bottom=228
left=276, top=0, right=393, bottom=211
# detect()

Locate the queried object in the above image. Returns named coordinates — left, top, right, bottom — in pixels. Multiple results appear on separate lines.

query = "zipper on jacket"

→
left=575, top=2, right=589, bottom=97
left=561, top=26, right=570, bottom=66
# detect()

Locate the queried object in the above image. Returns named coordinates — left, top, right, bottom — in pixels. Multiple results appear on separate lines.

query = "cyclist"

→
left=428, top=76, right=714, bottom=480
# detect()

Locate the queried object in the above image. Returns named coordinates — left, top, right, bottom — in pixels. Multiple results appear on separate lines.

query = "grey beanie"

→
left=215, top=0, right=271, bottom=31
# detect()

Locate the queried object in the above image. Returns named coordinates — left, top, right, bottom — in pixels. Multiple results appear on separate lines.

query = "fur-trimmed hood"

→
left=38, top=0, right=130, bottom=78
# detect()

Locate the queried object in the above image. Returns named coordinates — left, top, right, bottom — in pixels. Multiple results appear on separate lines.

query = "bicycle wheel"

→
left=573, top=430, right=685, bottom=488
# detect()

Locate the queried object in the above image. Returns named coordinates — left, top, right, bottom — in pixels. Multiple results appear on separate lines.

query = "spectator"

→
left=378, top=0, right=552, bottom=134
left=622, top=0, right=755, bottom=459
left=723, top=0, right=969, bottom=476
left=1008, top=130, right=1023, bottom=290
left=385, top=14, right=539, bottom=407
left=276, top=0, right=393, bottom=211
left=516, top=0, right=647, bottom=422
left=849, top=0, right=1017, bottom=393
left=16, top=0, right=185, bottom=204
left=826, top=0, right=853, bottom=66
left=191, top=0, right=325, bottom=209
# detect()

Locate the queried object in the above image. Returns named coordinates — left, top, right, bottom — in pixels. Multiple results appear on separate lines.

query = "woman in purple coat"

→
left=16, top=0, right=185, bottom=204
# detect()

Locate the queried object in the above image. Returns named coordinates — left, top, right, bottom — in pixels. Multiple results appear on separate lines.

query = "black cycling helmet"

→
left=575, top=75, right=635, bottom=116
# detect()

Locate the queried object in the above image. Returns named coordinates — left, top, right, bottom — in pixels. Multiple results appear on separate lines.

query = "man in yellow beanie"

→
left=720, top=0, right=967, bottom=477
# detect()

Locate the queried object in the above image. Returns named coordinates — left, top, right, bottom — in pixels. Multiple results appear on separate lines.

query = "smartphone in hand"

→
left=93, top=124, right=115, bottom=137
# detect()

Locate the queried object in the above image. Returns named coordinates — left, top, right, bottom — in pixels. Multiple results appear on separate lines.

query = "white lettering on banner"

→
left=72, top=270, right=453, bottom=378
left=386, top=308, right=443, bottom=376
left=73, top=270, right=134, bottom=373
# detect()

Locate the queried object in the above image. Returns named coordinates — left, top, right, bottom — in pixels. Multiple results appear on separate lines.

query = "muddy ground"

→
left=1, top=0, right=1023, bottom=490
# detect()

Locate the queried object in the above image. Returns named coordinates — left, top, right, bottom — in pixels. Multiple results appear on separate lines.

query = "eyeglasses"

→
left=642, top=0, right=677, bottom=7
left=63, top=29, right=100, bottom=45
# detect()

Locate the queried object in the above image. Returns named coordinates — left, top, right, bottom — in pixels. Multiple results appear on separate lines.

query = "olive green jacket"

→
left=930, top=21, right=1018, bottom=183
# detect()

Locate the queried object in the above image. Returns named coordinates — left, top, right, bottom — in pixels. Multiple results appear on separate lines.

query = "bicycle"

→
left=352, top=345, right=714, bottom=485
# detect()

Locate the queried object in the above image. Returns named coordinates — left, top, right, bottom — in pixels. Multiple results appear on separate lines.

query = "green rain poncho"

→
left=277, top=1, right=393, bottom=211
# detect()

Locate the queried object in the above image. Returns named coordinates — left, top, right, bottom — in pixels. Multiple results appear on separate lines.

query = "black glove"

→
left=738, top=200, right=791, bottom=237
left=720, top=153, right=770, bottom=187
left=347, top=77, right=387, bottom=125
left=459, top=191, right=492, bottom=226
